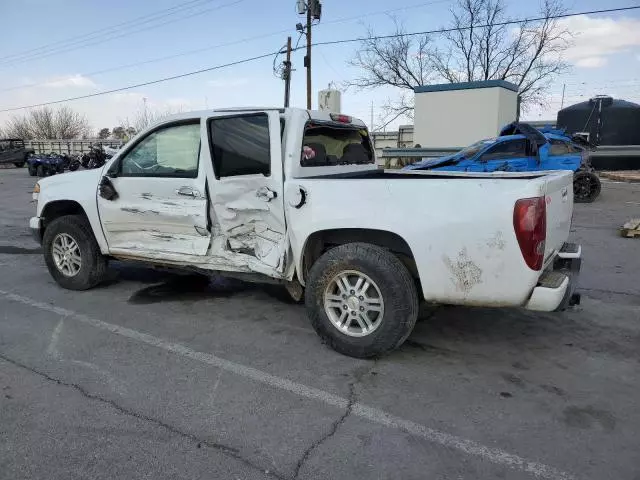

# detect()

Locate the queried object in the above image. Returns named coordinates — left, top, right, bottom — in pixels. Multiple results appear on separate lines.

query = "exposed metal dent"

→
left=208, top=178, right=287, bottom=276
left=443, top=248, right=483, bottom=295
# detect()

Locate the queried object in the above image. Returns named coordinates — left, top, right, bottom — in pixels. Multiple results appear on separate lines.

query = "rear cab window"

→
left=301, top=122, right=373, bottom=167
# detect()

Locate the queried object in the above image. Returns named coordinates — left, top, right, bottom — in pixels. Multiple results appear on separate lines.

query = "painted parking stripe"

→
left=0, top=289, right=575, bottom=480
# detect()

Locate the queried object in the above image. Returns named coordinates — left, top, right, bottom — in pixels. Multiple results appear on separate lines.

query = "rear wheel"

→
left=305, top=243, right=419, bottom=358
left=42, top=215, right=107, bottom=290
left=13, top=161, right=25, bottom=168
left=36, top=165, right=46, bottom=177
left=574, top=171, right=601, bottom=203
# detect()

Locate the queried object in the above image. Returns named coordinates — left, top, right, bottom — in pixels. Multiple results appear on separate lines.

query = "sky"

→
left=0, top=0, right=639, bottom=134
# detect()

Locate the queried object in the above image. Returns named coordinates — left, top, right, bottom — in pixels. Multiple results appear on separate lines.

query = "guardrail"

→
left=25, top=139, right=125, bottom=155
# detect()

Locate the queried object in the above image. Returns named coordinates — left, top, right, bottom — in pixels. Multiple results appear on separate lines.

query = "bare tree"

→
left=3, top=106, right=92, bottom=139
left=349, top=0, right=570, bottom=123
left=119, top=103, right=183, bottom=134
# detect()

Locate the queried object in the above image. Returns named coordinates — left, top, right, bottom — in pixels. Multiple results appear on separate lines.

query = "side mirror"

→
left=98, top=176, right=118, bottom=201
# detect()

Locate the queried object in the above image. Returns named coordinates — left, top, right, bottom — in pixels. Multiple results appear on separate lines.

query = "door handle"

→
left=176, top=186, right=199, bottom=197
left=256, top=186, right=277, bottom=202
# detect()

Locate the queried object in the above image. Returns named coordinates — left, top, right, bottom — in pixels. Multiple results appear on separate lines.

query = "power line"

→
left=320, top=0, right=453, bottom=27
left=0, top=0, right=246, bottom=68
left=0, top=27, right=292, bottom=93
left=0, top=51, right=279, bottom=113
left=310, top=5, right=640, bottom=49
left=0, top=0, right=451, bottom=93
left=0, top=0, right=213, bottom=63
left=1, top=4, right=639, bottom=113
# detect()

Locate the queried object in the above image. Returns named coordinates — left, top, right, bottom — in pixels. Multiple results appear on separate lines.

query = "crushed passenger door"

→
left=206, top=111, right=288, bottom=276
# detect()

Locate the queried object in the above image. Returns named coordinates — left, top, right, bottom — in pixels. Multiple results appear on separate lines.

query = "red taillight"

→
left=513, top=197, right=546, bottom=270
left=330, top=113, right=352, bottom=123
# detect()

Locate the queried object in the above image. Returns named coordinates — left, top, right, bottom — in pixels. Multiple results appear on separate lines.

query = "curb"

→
left=599, top=171, right=640, bottom=183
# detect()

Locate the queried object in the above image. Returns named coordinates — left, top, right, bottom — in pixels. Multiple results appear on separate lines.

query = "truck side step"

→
left=537, top=271, right=567, bottom=289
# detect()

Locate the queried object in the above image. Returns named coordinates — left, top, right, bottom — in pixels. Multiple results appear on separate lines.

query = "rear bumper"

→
left=524, top=243, right=581, bottom=312
left=30, top=216, right=42, bottom=245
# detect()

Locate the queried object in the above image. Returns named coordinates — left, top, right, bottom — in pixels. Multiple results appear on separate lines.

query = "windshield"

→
left=301, top=123, right=373, bottom=167
left=458, top=139, right=495, bottom=158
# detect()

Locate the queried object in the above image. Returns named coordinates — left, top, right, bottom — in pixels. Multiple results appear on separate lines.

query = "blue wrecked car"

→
left=404, top=122, right=601, bottom=203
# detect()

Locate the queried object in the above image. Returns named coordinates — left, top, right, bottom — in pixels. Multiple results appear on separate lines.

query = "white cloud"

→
left=42, top=74, right=96, bottom=88
left=560, top=15, right=640, bottom=68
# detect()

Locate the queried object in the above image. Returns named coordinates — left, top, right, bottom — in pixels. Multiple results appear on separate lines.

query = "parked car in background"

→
left=0, top=138, right=34, bottom=167
left=404, top=122, right=601, bottom=203
left=30, top=108, right=581, bottom=358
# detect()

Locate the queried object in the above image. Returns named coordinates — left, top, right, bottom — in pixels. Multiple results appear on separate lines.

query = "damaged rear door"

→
left=97, top=119, right=211, bottom=257
left=206, top=111, right=287, bottom=276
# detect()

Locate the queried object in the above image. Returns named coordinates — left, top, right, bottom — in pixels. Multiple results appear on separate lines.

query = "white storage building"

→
left=413, top=80, right=519, bottom=148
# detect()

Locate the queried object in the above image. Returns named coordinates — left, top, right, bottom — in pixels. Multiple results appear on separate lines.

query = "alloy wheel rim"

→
left=52, top=233, right=82, bottom=277
left=324, top=270, right=385, bottom=337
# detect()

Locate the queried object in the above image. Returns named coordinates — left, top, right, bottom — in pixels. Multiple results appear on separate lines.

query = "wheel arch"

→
left=297, top=228, right=418, bottom=286
left=40, top=201, right=93, bottom=243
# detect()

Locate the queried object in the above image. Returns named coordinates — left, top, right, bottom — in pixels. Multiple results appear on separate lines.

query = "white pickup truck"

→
left=30, top=107, right=581, bottom=358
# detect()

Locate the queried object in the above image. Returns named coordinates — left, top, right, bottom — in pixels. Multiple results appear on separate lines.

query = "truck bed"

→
left=288, top=169, right=574, bottom=307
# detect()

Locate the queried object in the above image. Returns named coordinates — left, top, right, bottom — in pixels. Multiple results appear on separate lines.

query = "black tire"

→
left=574, top=171, right=601, bottom=203
left=13, top=161, right=25, bottom=168
left=305, top=243, right=419, bottom=358
left=36, top=165, right=46, bottom=177
left=68, top=160, right=80, bottom=171
left=42, top=215, right=108, bottom=290
left=28, top=165, right=37, bottom=176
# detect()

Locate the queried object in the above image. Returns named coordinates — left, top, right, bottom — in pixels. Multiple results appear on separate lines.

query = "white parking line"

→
left=0, top=289, right=575, bottom=480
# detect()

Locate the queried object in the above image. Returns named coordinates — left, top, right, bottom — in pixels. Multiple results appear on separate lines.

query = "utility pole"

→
left=305, top=5, right=312, bottom=109
left=283, top=36, right=293, bottom=108
left=560, top=83, right=566, bottom=109
left=299, top=0, right=321, bottom=110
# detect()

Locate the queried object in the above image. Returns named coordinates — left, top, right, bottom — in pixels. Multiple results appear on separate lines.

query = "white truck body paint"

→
left=32, top=107, right=577, bottom=310
left=287, top=170, right=573, bottom=306
left=35, top=168, right=110, bottom=253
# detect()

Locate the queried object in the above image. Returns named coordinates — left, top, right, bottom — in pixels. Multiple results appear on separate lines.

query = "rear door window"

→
left=209, top=114, right=271, bottom=178
left=301, top=124, right=373, bottom=167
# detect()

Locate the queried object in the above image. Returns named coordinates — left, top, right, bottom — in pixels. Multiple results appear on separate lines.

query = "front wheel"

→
left=42, top=215, right=108, bottom=290
left=305, top=243, right=419, bottom=358
left=28, top=165, right=37, bottom=176
left=14, top=161, right=25, bottom=168
left=36, top=164, right=46, bottom=177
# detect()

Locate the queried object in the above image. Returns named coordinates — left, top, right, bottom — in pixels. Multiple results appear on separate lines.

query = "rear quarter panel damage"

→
left=287, top=175, right=546, bottom=306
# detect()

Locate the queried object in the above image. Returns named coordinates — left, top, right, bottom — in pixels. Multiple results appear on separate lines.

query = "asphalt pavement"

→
left=0, top=167, right=639, bottom=480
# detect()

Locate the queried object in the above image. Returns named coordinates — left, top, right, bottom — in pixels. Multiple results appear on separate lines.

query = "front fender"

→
left=37, top=169, right=108, bottom=253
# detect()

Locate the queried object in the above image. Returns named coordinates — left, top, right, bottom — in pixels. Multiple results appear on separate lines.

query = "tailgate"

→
left=543, top=171, right=574, bottom=262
